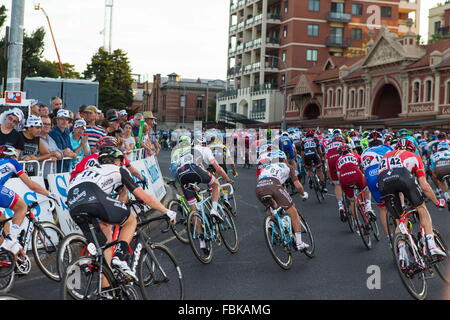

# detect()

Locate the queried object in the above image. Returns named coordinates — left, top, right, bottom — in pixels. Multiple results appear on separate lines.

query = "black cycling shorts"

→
left=303, top=154, right=322, bottom=169
left=176, top=163, right=214, bottom=204
left=378, top=168, right=424, bottom=219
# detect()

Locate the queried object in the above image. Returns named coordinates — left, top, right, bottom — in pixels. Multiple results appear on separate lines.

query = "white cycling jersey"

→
left=259, top=162, right=292, bottom=185
left=170, top=144, right=216, bottom=169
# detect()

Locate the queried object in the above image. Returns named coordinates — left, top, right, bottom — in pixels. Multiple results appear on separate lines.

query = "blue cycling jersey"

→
left=430, top=150, right=450, bottom=171
left=0, top=158, right=24, bottom=186
left=279, top=136, right=295, bottom=159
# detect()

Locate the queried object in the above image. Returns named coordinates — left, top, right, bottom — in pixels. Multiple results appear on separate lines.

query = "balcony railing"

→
left=229, top=25, right=237, bottom=33
left=326, top=36, right=351, bottom=47
left=237, top=21, right=245, bottom=29
left=251, top=83, right=274, bottom=93
left=249, top=111, right=266, bottom=120
left=267, top=12, right=281, bottom=20
left=254, top=14, right=263, bottom=24
left=327, top=12, right=352, bottom=23
left=266, top=37, right=280, bottom=45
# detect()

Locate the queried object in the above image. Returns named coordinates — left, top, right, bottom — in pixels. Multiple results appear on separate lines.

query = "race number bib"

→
left=179, top=153, right=194, bottom=166
left=379, top=156, right=403, bottom=171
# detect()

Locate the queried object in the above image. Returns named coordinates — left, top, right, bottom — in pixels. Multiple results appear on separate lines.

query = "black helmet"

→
left=98, top=147, right=124, bottom=165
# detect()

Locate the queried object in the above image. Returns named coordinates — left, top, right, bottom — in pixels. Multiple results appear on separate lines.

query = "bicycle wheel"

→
left=138, top=243, right=184, bottom=300
left=312, top=176, right=321, bottom=203
left=299, top=213, right=315, bottom=258
left=392, top=233, right=427, bottom=300
left=56, top=234, right=88, bottom=279
left=61, top=256, right=120, bottom=300
left=218, top=204, right=239, bottom=253
left=168, top=200, right=189, bottom=244
left=263, top=216, right=292, bottom=270
left=315, top=174, right=325, bottom=202
left=0, top=272, right=15, bottom=294
left=187, top=210, right=214, bottom=264
left=432, top=228, right=450, bottom=284
left=355, top=202, right=372, bottom=250
left=344, top=197, right=354, bottom=233
left=0, top=249, right=15, bottom=278
left=371, top=219, right=381, bottom=242
left=0, top=294, right=21, bottom=300
left=32, top=222, right=65, bottom=282
left=221, top=197, right=237, bottom=218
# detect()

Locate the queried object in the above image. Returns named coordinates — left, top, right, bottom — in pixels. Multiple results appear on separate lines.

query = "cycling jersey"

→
left=258, top=162, right=298, bottom=185
left=256, top=151, right=279, bottom=177
left=325, top=140, right=347, bottom=183
left=300, top=137, right=321, bottom=157
left=336, top=152, right=366, bottom=199
left=0, top=158, right=25, bottom=186
left=208, top=141, right=232, bottom=165
left=279, top=136, right=296, bottom=160
left=379, top=150, right=425, bottom=178
left=70, top=153, right=131, bottom=182
left=351, top=137, right=363, bottom=154
left=170, top=144, right=216, bottom=170
left=430, top=150, right=450, bottom=180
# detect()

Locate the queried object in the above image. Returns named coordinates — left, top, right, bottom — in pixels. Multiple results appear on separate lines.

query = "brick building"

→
left=280, top=25, right=450, bottom=131
left=217, top=0, right=420, bottom=126
left=148, top=73, right=226, bottom=129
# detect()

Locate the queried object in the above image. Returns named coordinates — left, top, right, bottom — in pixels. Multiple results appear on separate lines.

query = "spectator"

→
left=131, top=112, right=143, bottom=140
left=20, top=115, right=51, bottom=161
left=70, top=119, right=90, bottom=158
left=0, top=108, right=25, bottom=158
left=30, top=103, right=42, bottom=116
left=143, top=111, right=160, bottom=155
left=49, top=109, right=77, bottom=171
left=96, top=109, right=105, bottom=125
left=83, top=105, right=106, bottom=154
left=141, top=123, right=154, bottom=157
left=118, top=109, right=128, bottom=128
left=50, top=96, right=63, bottom=119
left=39, top=104, right=49, bottom=117
left=122, top=122, right=135, bottom=157
left=105, top=114, right=122, bottom=137
left=40, top=115, right=63, bottom=161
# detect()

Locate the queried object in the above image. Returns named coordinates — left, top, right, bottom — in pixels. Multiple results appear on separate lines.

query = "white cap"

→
left=74, top=119, right=87, bottom=129
left=56, top=109, right=71, bottom=119
left=25, top=115, right=43, bottom=128
left=119, top=109, right=127, bottom=116
left=5, top=108, right=24, bottom=123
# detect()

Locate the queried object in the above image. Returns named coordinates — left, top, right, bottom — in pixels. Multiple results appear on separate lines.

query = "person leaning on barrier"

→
left=19, top=115, right=52, bottom=163
left=143, top=111, right=160, bottom=155
left=39, top=115, right=63, bottom=162
left=0, top=108, right=25, bottom=159
left=70, top=119, right=90, bottom=158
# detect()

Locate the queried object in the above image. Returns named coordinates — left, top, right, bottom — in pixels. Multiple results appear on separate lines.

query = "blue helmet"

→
left=437, top=141, right=449, bottom=152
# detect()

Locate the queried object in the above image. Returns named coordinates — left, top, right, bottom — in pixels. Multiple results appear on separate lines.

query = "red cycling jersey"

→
left=70, top=153, right=131, bottom=182
left=336, top=152, right=362, bottom=177
left=379, top=149, right=426, bottom=178
left=325, top=140, right=346, bottom=183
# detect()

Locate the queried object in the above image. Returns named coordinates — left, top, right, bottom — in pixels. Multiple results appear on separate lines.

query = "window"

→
left=331, top=2, right=344, bottom=13
left=180, top=95, right=186, bottom=108
left=349, top=90, right=355, bottom=109
left=281, top=75, right=286, bottom=84
left=352, top=4, right=363, bottom=16
left=283, top=25, right=288, bottom=37
left=351, top=28, right=362, bottom=41
left=336, top=88, right=342, bottom=107
left=307, top=24, right=319, bottom=36
left=306, top=49, right=318, bottom=61
left=284, top=1, right=288, bottom=13
left=308, top=0, right=320, bottom=12
left=435, top=21, right=441, bottom=34
left=358, top=89, right=365, bottom=108
left=231, top=103, right=237, bottom=113
left=425, top=79, right=433, bottom=102
left=413, top=81, right=420, bottom=103
left=196, top=96, right=203, bottom=108
left=282, top=50, right=287, bottom=62
left=327, top=89, right=333, bottom=107
left=381, top=6, right=392, bottom=18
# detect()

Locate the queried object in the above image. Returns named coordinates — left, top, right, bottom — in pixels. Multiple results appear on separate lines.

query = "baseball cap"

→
left=74, top=119, right=87, bottom=129
left=143, top=111, right=156, bottom=119
left=25, top=115, right=43, bottom=128
left=119, top=109, right=127, bottom=116
left=107, top=115, right=119, bottom=122
left=79, top=104, right=88, bottom=113
left=83, top=105, right=98, bottom=113
left=56, top=109, right=71, bottom=119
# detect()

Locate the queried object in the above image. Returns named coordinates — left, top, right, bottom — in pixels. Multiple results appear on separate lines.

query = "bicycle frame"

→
left=268, top=207, right=294, bottom=248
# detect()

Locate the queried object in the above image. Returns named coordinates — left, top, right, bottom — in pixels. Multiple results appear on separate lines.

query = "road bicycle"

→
left=0, top=216, right=16, bottom=294
left=341, top=191, right=355, bottom=233
left=349, top=184, right=380, bottom=250
left=381, top=194, right=449, bottom=300
left=307, top=167, right=325, bottom=203
left=186, top=183, right=238, bottom=264
left=296, top=155, right=306, bottom=185
left=61, top=211, right=184, bottom=300
left=262, top=195, right=315, bottom=270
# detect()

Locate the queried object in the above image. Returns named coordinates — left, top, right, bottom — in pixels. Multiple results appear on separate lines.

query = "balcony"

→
left=252, top=62, right=261, bottom=71
left=237, top=21, right=245, bottom=30
left=326, top=36, right=351, bottom=47
left=267, top=12, right=281, bottom=21
left=249, top=110, right=266, bottom=120
left=243, top=64, right=253, bottom=74
left=437, top=26, right=450, bottom=36
left=229, top=24, right=237, bottom=34
left=228, top=47, right=236, bottom=56
left=266, top=37, right=280, bottom=48
left=399, top=0, right=418, bottom=13
left=253, top=38, right=262, bottom=48
left=327, top=12, right=352, bottom=23
left=244, top=40, right=254, bottom=51
left=237, top=0, right=245, bottom=9
left=265, top=61, right=279, bottom=71
left=254, top=14, right=263, bottom=24
left=236, top=43, right=244, bottom=53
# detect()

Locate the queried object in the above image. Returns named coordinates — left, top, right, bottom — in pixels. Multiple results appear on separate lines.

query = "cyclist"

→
left=206, top=132, right=238, bottom=178
left=336, top=144, right=375, bottom=231
left=429, top=141, right=450, bottom=205
left=67, top=147, right=177, bottom=279
left=279, top=132, right=298, bottom=169
left=325, top=135, right=348, bottom=218
left=398, top=128, right=420, bottom=156
left=299, top=130, right=327, bottom=193
left=360, top=131, right=370, bottom=151
left=378, top=138, right=446, bottom=258
left=0, top=146, right=57, bottom=255
left=361, top=131, right=393, bottom=236
left=349, top=131, right=363, bottom=155
left=256, top=151, right=309, bottom=250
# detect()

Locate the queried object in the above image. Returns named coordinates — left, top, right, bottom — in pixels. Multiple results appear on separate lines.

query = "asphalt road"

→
left=9, top=150, right=450, bottom=300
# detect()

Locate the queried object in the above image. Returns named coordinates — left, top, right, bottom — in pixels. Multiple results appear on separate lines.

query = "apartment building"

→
left=217, top=0, right=420, bottom=127
left=429, top=1, right=450, bottom=38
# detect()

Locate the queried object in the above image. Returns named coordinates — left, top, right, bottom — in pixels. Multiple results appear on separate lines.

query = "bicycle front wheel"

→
left=32, top=222, right=65, bottom=282
left=0, top=272, right=15, bottom=294
left=187, top=211, right=214, bottom=264
left=432, top=228, right=450, bottom=284
left=138, top=243, right=184, bottom=300
left=392, top=233, right=427, bottom=300
left=218, top=205, right=239, bottom=254
left=56, top=234, right=88, bottom=279
left=264, top=216, right=292, bottom=270
left=299, top=213, right=315, bottom=258
left=355, top=202, right=372, bottom=250
left=168, top=200, right=190, bottom=244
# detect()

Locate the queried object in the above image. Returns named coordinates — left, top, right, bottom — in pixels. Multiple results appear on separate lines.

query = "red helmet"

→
left=332, top=136, right=345, bottom=143
left=368, top=131, right=383, bottom=146
left=349, top=131, right=357, bottom=137
left=306, top=130, right=315, bottom=138
left=438, top=132, right=447, bottom=140
left=338, top=144, right=352, bottom=156
left=384, top=134, right=393, bottom=144
left=395, top=138, right=416, bottom=153
left=96, top=136, right=118, bottom=148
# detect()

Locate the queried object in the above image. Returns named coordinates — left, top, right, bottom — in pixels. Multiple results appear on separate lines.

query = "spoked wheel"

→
left=371, top=218, right=381, bottom=242
left=344, top=197, right=354, bottom=233
left=312, top=175, right=322, bottom=203
left=56, top=234, right=88, bottom=279
left=138, top=243, right=184, bottom=300
left=0, top=272, right=15, bottom=294
left=299, top=213, right=315, bottom=258
left=392, top=233, right=427, bottom=300
left=32, top=222, right=65, bottom=281
left=168, top=200, right=189, bottom=244
left=218, top=205, right=239, bottom=253
left=263, top=216, right=292, bottom=270
left=355, top=202, right=372, bottom=250
left=432, top=228, right=450, bottom=284
left=386, top=211, right=398, bottom=248
left=187, top=211, right=214, bottom=264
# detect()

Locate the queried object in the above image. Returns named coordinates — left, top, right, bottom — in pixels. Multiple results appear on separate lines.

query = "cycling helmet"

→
left=306, top=130, right=315, bottom=138
left=96, top=136, right=118, bottom=148
left=395, top=138, right=416, bottom=153
left=437, top=141, right=450, bottom=152
left=178, top=135, right=192, bottom=146
left=383, top=134, right=393, bottom=145
left=282, top=131, right=289, bottom=137
left=349, top=131, right=358, bottom=137
left=332, top=129, right=342, bottom=137
left=398, top=128, right=409, bottom=137
left=362, top=131, right=369, bottom=139
left=98, top=147, right=124, bottom=165
left=276, top=150, right=287, bottom=160
left=338, top=144, right=351, bottom=156
left=0, top=145, right=18, bottom=158
left=368, top=131, right=383, bottom=147
left=438, top=132, right=447, bottom=140
left=332, top=136, right=345, bottom=143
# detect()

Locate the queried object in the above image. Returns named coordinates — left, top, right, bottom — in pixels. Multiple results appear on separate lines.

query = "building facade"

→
left=217, top=0, right=420, bottom=126
left=148, top=73, right=226, bottom=129
left=429, top=1, right=450, bottom=38
left=283, top=26, right=450, bottom=131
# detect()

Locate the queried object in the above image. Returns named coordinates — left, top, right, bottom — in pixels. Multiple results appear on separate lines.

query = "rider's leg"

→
left=9, top=197, right=27, bottom=240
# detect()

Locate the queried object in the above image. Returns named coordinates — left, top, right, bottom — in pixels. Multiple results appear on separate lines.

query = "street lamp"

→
left=264, top=54, right=287, bottom=131
left=34, top=3, right=65, bottom=77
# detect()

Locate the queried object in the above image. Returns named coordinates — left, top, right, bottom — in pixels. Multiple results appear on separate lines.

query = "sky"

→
left=0, top=0, right=444, bottom=81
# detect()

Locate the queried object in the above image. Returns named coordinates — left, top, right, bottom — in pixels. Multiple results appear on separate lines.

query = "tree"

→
left=0, top=5, right=6, bottom=29
left=83, top=48, right=133, bottom=111
left=37, top=60, right=80, bottom=79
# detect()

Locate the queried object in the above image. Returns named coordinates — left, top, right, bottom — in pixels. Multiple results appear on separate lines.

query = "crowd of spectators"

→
left=0, top=96, right=161, bottom=176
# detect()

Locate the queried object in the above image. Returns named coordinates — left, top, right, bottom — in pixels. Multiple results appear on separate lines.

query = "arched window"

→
left=446, top=80, right=450, bottom=105
left=424, top=78, right=433, bottom=102
left=336, top=88, right=342, bottom=107
left=349, top=89, right=356, bottom=109
left=412, top=80, right=421, bottom=103
left=358, top=88, right=365, bottom=108
left=327, top=89, right=333, bottom=107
